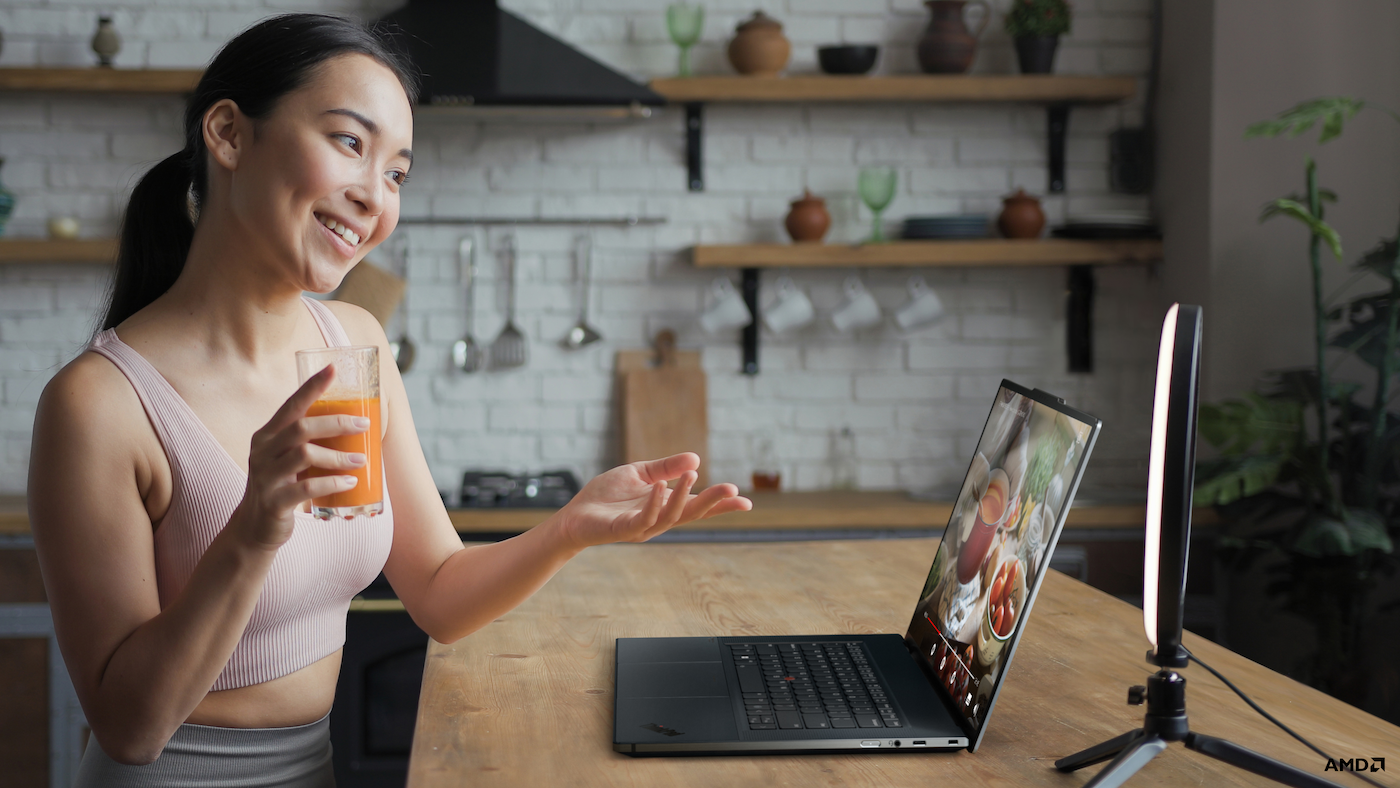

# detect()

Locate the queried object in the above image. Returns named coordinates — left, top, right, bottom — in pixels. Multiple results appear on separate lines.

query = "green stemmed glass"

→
left=858, top=167, right=898, bottom=243
left=666, top=4, right=705, bottom=77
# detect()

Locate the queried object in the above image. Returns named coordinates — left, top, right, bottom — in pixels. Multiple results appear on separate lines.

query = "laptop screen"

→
left=905, top=381, right=1099, bottom=738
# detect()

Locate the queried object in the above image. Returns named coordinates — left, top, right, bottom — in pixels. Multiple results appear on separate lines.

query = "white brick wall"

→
left=0, top=0, right=1164, bottom=498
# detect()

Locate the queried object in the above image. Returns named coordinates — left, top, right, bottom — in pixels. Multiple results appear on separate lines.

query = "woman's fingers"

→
left=627, top=481, right=668, bottom=538
left=656, top=471, right=697, bottom=527
left=633, top=452, right=700, bottom=485
left=266, top=365, right=335, bottom=432
left=267, top=441, right=366, bottom=481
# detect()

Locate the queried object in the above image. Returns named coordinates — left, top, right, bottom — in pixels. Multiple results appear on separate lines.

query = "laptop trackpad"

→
left=619, top=662, right=728, bottom=698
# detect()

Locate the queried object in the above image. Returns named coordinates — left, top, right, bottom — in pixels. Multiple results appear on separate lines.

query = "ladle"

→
left=563, top=233, right=603, bottom=349
left=389, top=242, right=417, bottom=373
left=451, top=236, right=482, bottom=372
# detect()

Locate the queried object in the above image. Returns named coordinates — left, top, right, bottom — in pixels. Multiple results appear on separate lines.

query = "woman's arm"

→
left=29, top=356, right=363, bottom=764
left=326, top=304, right=750, bottom=644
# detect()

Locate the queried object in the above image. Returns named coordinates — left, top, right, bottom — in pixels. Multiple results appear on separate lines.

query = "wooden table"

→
left=408, top=539, right=1397, bottom=787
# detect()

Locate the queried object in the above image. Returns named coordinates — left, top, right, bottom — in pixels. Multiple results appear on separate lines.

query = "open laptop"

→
left=614, top=380, right=1101, bottom=755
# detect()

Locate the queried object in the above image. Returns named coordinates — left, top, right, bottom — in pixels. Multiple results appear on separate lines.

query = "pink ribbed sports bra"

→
left=88, top=297, right=394, bottom=691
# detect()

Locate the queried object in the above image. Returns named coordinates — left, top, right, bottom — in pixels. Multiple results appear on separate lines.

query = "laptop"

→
left=613, top=380, right=1101, bottom=755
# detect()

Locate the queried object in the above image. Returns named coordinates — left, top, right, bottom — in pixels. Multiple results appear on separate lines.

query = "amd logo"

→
left=1325, top=757, right=1385, bottom=773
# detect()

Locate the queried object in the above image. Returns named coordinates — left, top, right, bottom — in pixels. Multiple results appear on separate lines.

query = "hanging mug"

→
left=699, top=277, right=753, bottom=333
left=830, top=277, right=883, bottom=333
left=894, top=275, right=946, bottom=332
left=763, top=276, right=816, bottom=334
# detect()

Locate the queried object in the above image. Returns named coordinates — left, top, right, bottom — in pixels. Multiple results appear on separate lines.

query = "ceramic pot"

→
left=727, top=11, right=790, bottom=77
left=1014, top=35, right=1059, bottom=74
left=917, top=0, right=989, bottom=74
left=998, top=189, right=1045, bottom=239
left=0, top=158, right=15, bottom=237
left=784, top=190, right=831, bottom=243
left=91, top=16, right=121, bottom=68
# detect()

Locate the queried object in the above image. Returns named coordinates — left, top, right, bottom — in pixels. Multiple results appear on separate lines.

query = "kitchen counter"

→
left=1, top=492, right=1213, bottom=537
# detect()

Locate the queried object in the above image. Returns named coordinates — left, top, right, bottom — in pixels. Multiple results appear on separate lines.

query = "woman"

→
left=27, top=14, right=749, bottom=787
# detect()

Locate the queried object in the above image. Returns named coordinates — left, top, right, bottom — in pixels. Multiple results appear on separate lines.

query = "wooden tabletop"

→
left=408, top=539, right=1397, bottom=787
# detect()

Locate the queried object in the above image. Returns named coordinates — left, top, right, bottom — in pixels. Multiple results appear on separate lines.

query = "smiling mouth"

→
left=315, top=213, right=362, bottom=247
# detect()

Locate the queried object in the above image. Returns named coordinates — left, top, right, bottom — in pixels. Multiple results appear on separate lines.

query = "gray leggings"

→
left=73, top=713, right=334, bottom=788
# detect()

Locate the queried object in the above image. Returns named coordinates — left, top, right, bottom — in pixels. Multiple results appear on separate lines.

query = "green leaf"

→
left=1198, top=394, right=1303, bottom=455
left=1330, top=293, right=1400, bottom=370
left=1356, top=234, right=1400, bottom=281
left=1261, top=198, right=1344, bottom=260
left=1194, top=455, right=1289, bottom=506
left=1245, top=97, right=1367, bottom=142
left=1291, top=510, right=1394, bottom=556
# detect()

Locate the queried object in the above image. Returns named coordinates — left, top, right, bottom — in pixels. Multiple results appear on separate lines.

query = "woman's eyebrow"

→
left=324, top=108, right=413, bottom=163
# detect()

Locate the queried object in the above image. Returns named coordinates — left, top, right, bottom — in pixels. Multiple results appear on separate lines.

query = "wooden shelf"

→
left=692, top=238, right=1162, bottom=268
left=0, top=238, right=117, bottom=264
left=0, top=67, right=202, bottom=93
left=648, top=75, right=1137, bottom=104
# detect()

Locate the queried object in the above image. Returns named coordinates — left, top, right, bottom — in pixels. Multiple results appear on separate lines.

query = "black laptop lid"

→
left=905, top=381, right=1100, bottom=750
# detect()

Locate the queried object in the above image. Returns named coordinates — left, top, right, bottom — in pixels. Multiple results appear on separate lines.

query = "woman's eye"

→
left=390, top=171, right=411, bottom=186
left=333, top=133, right=360, bottom=152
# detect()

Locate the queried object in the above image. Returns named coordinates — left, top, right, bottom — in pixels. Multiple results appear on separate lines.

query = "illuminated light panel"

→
left=1143, top=303, right=1179, bottom=648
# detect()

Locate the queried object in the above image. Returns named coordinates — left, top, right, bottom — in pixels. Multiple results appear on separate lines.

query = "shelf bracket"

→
left=1047, top=103, right=1070, bottom=193
left=686, top=103, right=704, bottom=192
left=741, top=267, right=760, bottom=374
left=1067, top=265, right=1095, bottom=373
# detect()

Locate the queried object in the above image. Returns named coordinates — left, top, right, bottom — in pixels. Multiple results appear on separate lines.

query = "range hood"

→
left=378, top=0, right=664, bottom=108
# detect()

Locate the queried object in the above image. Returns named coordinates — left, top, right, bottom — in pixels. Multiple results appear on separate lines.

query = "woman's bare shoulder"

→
left=321, top=298, right=390, bottom=347
left=34, top=350, right=159, bottom=492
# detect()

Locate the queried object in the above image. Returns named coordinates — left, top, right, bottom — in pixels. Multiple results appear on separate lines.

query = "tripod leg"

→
left=1184, top=733, right=1346, bottom=788
left=1055, top=730, right=1145, bottom=772
left=1074, top=734, right=1169, bottom=788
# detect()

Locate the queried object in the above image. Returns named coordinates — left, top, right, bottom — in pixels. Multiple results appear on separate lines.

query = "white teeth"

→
left=316, top=213, right=359, bottom=246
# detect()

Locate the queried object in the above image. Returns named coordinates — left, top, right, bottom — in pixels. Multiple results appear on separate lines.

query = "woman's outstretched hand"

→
left=555, top=453, right=752, bottom=549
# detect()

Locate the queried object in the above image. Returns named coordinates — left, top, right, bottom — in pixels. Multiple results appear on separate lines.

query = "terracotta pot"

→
left=917, top=0, right=990, bottom=74
left=727, top=11, right=791, bottom=77
left=785, top=190, right=831, bottom=243
left=998, top=189, right=1046, bottom=239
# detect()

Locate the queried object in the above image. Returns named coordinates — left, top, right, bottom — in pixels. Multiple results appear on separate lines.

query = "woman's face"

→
left=217, top=53, right=414, bottom=294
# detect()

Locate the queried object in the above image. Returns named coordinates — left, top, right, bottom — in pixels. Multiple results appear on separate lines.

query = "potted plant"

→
left=1195, top=98, right=1400, bottom=707
left=1004, top=0, right=1071, bottom=74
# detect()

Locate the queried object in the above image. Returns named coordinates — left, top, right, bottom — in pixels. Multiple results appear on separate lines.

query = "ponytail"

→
left=99, top=13, right=418, bottom=331
left=103, top=151, right=196, bottom=329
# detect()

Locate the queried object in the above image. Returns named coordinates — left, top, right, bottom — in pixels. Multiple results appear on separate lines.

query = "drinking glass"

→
left=295, top=345, right=384, bottom=519
left=666, top=4, right=705, bottom=77
left=858, top=166, right=898, bottom=243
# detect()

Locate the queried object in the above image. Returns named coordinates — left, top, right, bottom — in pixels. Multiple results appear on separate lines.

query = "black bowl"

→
left=818, top=45, right=879, bottom=75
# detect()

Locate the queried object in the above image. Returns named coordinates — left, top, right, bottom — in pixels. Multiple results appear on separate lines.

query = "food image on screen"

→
left=906, top=386, right=1094, bottom=731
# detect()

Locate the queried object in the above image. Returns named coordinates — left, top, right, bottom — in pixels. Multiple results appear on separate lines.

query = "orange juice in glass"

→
left=295, top=345, right=383, bottom=519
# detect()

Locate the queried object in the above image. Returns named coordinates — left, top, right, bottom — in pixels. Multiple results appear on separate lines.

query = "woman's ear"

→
left=202, top=99, right=247, bottom=172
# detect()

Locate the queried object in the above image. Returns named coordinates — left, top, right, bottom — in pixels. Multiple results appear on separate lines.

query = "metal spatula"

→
left=489, top=233, right=528, bottom=369
left=451, top=236, right=482, bottom=372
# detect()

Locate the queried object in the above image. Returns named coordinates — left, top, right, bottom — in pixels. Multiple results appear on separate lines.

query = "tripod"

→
left=1055, top=669, right=1344, bottom=788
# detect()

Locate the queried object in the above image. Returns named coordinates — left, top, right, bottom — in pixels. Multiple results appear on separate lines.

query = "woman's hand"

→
left=230, top=365, right=369, bottom=550
left=554, top=452, right=752, bottom=549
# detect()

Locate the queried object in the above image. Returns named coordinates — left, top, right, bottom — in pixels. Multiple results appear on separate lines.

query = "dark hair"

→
left=102, top=14, right=418, bottom=330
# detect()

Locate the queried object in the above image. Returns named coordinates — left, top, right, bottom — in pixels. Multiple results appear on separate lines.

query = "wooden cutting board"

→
left=617, top=330, right=708, bottom=488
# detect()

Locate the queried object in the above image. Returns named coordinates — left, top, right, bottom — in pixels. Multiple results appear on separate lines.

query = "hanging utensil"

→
left=388, top=241, right=417, bottom=373
left=451, top=236, right=483, bottom=372
left=489, top=232, right=528, bottom=369
left=563, top=232, right=603, bottom=350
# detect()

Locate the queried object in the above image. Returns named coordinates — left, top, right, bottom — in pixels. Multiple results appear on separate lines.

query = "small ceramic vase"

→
left=0, top=158, right=16, bottom=236
left=997, top=189, right=1046, bottom=239
left=917, top=0, right=989, bottom=74
left=784, top=190, right=831, bottom=243
left=727, top=11, right=790, bottom=77
left=91, top=16, right=121, bottom=68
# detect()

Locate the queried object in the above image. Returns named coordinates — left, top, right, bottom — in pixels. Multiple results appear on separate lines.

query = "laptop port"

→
left=912, top=740, right=927, bottom=747
left=860, top=741, right=880, bottom=748
left=948, top=739, right=959, bottom=745
left=892, top=740, right=901, bottom=747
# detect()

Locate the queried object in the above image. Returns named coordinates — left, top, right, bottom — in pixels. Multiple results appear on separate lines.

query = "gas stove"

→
left=458, top=470, right=581, bottom=509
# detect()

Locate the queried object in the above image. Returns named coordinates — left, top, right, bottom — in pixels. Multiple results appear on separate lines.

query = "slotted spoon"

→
left=489, top=233, right=528, bottom=369
left=451, top=236, right=482, bottom=372
left=388, top=242, right=417, bottom=373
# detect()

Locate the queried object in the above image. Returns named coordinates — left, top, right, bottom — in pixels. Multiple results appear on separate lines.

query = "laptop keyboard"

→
left=728, top=641, right=902, bottom=731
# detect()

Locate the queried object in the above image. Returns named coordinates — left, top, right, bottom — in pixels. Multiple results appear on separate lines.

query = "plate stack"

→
left=1052, top=210, right=1159, bottom=240
left=902, top=215, right=990, bottom=240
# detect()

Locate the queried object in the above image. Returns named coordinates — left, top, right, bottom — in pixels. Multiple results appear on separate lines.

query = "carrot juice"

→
left=302, top=397, right=383, bottom=517
left=294, top=345, right=383, bottom=519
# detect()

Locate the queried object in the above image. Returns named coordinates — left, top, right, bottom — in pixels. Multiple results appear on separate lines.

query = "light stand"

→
left=1054, top=305, right=1343, bottom=788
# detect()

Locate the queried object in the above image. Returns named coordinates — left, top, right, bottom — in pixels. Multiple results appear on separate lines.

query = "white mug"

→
left=894, top=275, right=945, bottom=332
left=763, top=276, right=816, bottom=334
left=699, top=277, right=753, bottom=333
left=830, top=276, right=883, bottom=333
